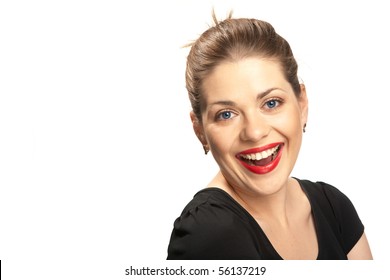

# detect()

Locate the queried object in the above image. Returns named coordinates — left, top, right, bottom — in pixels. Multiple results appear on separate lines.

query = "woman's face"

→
left=193, top=57, right=308, bottom=195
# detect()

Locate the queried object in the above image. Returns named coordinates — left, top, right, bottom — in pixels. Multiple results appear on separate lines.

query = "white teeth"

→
left=241, top=145, right=280, bottom=161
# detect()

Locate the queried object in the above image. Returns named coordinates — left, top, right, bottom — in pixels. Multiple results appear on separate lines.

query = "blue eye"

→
left=221, top=111, right=232, bottom=119
left=265, top=99, right=280, bottom=109
left=217, top=111, right=233, bottom=120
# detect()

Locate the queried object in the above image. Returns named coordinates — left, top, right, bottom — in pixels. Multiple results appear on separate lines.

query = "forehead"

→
left=202, top=58, right=290, bottom=102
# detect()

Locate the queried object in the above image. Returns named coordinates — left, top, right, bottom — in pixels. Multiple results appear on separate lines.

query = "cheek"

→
left=206, top=126, right=236, bottom=154
left=272, top=108, right=303, bottom=138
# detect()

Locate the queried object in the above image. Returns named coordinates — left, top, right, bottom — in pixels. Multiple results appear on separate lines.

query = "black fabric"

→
left=167, top=179, right=364, bottom=260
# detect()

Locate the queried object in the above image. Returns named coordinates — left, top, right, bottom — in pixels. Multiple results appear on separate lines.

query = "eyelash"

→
left=263, top=98, right=283, bottom=111
left=214, top=98, right=284, bottom=121
left=216, top=110, right=236, bottom=121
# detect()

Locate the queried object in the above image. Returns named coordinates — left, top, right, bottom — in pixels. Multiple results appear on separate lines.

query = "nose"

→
left=239, top=113, right=270, bottom=142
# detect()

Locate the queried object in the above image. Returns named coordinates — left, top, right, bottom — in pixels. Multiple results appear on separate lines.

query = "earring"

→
left=303, top=123, right=307, bottom=133
left=203, top=144, right=209, bottom=155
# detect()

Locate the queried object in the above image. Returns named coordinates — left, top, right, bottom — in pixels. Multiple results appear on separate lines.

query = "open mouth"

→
left=236, top=143, right=283, bottom=174
left=238, top=145, right=281, bottom=166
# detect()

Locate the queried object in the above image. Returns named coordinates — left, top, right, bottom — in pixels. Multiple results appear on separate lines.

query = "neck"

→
left=209, top=172, right=297, bottom=227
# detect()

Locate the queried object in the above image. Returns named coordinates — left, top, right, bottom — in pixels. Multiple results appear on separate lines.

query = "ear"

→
left=190, top=111, right=207, bottom=146
left=299, top=84, right=309, bottom=128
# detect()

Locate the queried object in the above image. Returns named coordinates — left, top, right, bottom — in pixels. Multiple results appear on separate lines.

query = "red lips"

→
left=236, top=142, right=284, bottom=174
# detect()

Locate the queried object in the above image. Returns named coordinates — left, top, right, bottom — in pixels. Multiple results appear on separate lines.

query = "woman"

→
left=167, top=13, right=373, bottom=260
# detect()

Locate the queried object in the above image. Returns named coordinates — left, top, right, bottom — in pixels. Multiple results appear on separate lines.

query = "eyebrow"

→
left=208, top=87, right=280, bottom=107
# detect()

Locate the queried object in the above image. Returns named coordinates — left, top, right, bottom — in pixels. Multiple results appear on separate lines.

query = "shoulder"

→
left=297, top=179, right=355, bottom=211
left=174, top=188, right=240, bottom=233
left=167, top=188, right=260, bottom=260
left=178, top=188, right=254, bottom=222
left=296, top=178, right=364, bottom=254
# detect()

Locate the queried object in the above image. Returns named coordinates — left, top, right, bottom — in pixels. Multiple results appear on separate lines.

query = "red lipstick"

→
left=236, top=142, right=284, bottom=175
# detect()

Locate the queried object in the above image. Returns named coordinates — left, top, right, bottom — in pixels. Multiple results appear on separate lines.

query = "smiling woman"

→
left=166, top=12, right=373, bottom=260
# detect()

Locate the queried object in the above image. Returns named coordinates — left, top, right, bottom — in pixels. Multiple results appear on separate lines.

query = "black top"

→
left=167, top=179, right=364, bottom=260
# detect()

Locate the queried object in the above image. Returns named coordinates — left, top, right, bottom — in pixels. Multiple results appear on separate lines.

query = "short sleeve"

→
left=167, top=199, right=261, bottom=260
left=319, top=182, right=365, bottom=254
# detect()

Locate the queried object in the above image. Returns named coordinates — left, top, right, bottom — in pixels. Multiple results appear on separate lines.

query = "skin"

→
left=191, top=57, right=372, bottom=260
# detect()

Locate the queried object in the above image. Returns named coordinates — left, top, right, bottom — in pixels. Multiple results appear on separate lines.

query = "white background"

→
left=1, top=0, right=388, bottom=279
